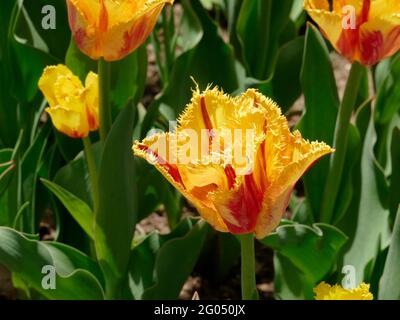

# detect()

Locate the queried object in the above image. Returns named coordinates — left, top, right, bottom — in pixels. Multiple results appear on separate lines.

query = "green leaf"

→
left=389, top=128, right=400, bottom=225
left=110, top=46, right=148, bottom=115
left=66, top=39, right=148, bottom=116
left=65, top=39, right=97, bottom=81
left=9, top=0, right=59, bottom=103
left=19, top=0, right=70, bottom=60
left=41, top=179, right=94, bottom=240
left=332, top=124, right=362, bottom=225
left=0, top=227, right=104, bottom=299
left=273, top=253, right=311, bottom=300
left=95, top=102, right=137, bottom=298
left=127, top=218, right=210, bottom=299
left=0, top=0, right=18, bottom=148
left=236, top=0, right=294, bottom=79
left=259, top=36, right=304, bottom=112
left=379, top=206, right=400, bottom=299
left=177, top=0, right=204, bottom=55
left=260, top=221, right=347, bottom=291
left=0, top=149, right=15, bottom=197
left=297, top=23, right=339, bottom=222
left=375, top=54, right=400, bottom=124
left=342, top=105, right=391, bottom=284
left=200, top=0, right=225, bottom=10
left=54, top=142, right=102, bottom=208
left=19, top=121, right=51, bottom=232
left=262, top=221, right=347, bottom=299
left=141, top=0, right=246, bottom=134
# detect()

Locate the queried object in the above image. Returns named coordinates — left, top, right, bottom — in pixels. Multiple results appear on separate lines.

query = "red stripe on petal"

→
left=200, top=96, right=215, bottom=152
left=337, top=27, right=359, bottom=62
left=360, top=30, right=384, bottom=65
left=224, top=164, right=236, bottom=189
left=337, top=0, right=371, bottom=64
left=384, top=26, right=400, bottom=57
left=200, top=96, right=213, bottom=131
left=99, top=0, right=108, bottom=32
left=223, top=173, right=263, bottom=234
left=360, top=0, right=371, bottom=24
left=137, top=144, right=184, bottom=187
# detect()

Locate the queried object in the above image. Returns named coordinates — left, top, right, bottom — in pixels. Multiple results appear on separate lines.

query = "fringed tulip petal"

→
left=45, top=106, right=89, bottom=139
left=314, top=282, right=373, bottom=300
left=38, top=65, right=99, bottom=138
left=38, top=65, right=75, bottom=107
left=133, top=87, right=333, bottom=238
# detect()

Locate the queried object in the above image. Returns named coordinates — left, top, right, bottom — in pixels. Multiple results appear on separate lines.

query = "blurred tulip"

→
left=38, top=65, right=99, bottom=138
left=304, top=0, right=400, bottom=65
left=314, top=281, right=373, bottom=300
left=67, top=0, right=174, bottom=61
left=133, top=87, right=333, bottom=239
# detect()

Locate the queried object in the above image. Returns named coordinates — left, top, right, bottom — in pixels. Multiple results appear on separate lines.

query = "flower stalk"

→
left=83, top=136, right=99, bottom=213
left=320, top=62, right=365, bottom=223
left=240, top=233, right=258, bottom=300
left=98, top=58, right=112, bottom=143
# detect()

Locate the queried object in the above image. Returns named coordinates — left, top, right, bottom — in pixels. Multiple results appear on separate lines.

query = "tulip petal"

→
left=133, top=132, right=229, bottom=232
left=67, top=0, right=100, bottom=59
left=68, top=0, right=100, bottom=26
left=134, top=86, right=333, bottom=238
left=68, top=0, right=174, bottom=61
left=359, top=15, right=400, bottom=65
left=85, top=72, right=99, bottom=131
left=46, top=105, right=89, bottom=139
left=210, top=172, right=264, bottom=234
left=38, top=65, right=76, bottom=108
left=177, top=87, right=266, bottom=173
left=369, top=0, right=400, bottom=18
left=314, top=281, right=373, bottom=300
left=255, top=135, right=333, bottom=239
left=333, top=0, right=364, bottom=15
left=53, top=74, right=84, bottom=111
left=304, top=2, right=343, bottom=49
left=102, top=3, right=164, bottom=61
left=39, top=64, right=99, bottom=139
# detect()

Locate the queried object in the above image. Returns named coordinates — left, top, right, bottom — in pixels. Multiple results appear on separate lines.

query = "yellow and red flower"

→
left=133, top=87, right=333, bottom=239
left=66, top=0, right=174, bottom=61
left=314, top=281, right=373, bottom=300
left=38, top=65, right=99, bottom=138
left=304, top=0, right=400, bottom=65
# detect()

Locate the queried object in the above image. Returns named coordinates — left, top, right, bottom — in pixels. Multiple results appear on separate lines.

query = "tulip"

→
left=304, top=0, right=400, bottom=66
left=133, top=87, right=333, bottom=239
left=66, top=0, right=174, bottom=61
left=38, top=64, right=99, bottom=139
left=314, top=282, right=373, bottom=300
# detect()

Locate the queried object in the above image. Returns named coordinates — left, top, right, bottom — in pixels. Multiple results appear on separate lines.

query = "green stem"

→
left=162, top=8, right=173, bottom=83
left=105, top=280, right=121, bottom=300
left=240, top=233, right=258, bottom=300
left=320, top=62, right=365, bottom=223
left=98, top=58, right=112, bottom=143
left=83, top=137, right=99, bottom=213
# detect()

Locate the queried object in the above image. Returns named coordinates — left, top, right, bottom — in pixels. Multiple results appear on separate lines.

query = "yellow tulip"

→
left=304, top=0, right=400, bottom=65
left=314, top=282, right=373, bottom=300
left=133, top=87, right=333, bottom=239
left=38, top=65, right=99, bottom=139
left=66, top=0, right=174, bottom=61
